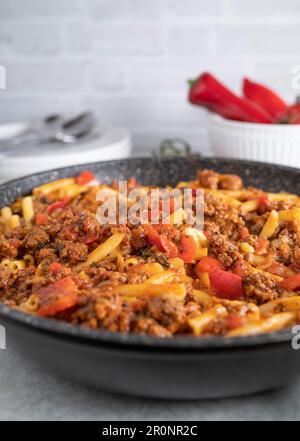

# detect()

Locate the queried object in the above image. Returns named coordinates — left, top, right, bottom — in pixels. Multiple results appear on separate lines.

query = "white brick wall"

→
left=0, top=0, right=299, bottom=155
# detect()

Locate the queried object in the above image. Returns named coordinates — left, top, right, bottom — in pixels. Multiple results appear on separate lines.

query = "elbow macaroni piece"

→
left=22, top=197, right=34, bottom=224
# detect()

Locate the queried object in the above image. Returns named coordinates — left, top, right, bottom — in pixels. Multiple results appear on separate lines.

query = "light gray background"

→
left=0, top=347, right=299, bottom=421
left=0, top=0, right=300, bottom=154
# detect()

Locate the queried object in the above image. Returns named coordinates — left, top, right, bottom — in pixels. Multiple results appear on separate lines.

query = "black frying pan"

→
left=0, top=156, right=300, bottom=400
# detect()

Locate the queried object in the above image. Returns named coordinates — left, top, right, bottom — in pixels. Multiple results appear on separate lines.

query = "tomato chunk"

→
left=177, top=236, right=197, bottom=263
left=197, top=256, right=224, bottom=274
left=209, top=270, right=243, bottom=300
left=47, top=197, right=69, bottom=214
left=37, top=277, right=78, bottom=317
left=76, top=170, right=99, bottom=186
left=49, top=262, right=64, bottom=275
left=35, top=212, right=48, bottom=225
left=280, top=273, right=300, bottom=291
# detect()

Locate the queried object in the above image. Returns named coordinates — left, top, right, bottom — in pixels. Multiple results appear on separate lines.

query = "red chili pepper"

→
left=197, top=256, right=224, bottom=274
left=47, top=197, right=69, bottom=214
left=177, top=236, right=197, bottom=263
left=243, top=78, right=288, bottom=121
left=76, top=170, right=99, bottom=186
left=209, top=270, right=243, bottom=300
left=278, top=99, right=300, bottom=123
left=35, top=212, right=48, bottom=225
left=289, top=113, right=300, bottom=124
left=280, top=273, right=300, bottom=291
left=37, top=277, right=78, bottom=317
left=188, top=72, right=272, bottom=123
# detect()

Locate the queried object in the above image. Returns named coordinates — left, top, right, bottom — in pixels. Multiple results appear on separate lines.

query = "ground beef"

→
left=146, top=295, right=186, bottom=333
left=198, top=169, right=219, bottom=189
left=243, top=272, right=290, bottom=303
left=204, top=193, right=244, bottom=239
left=0, top=238, right=18, bottom=260
left=68, top=290, right=122, bottom=330
left=54, top=240, right=88, bottom=264
left=23, top=226, right=50, bottom=250
left=130, top=226, right=147, bottom=250
left=0, top=266, right=15, bottom=293
left=198, top=169, right=244, bottom=190
left=132, top=318, right=172, bottom=337
left=219, top=174, right=243, bottom=190
left=208, top=233, right=243, bottom=268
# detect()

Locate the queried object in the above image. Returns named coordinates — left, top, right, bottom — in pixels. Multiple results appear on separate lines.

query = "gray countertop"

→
left=0, top=347, right=299, bottom=421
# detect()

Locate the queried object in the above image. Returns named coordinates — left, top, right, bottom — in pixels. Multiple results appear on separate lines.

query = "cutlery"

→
left=0, top=112, right=96, bottom=152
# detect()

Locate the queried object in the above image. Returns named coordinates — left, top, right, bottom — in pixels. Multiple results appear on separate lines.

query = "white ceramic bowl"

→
left=208, top=114, right=300, bottom=167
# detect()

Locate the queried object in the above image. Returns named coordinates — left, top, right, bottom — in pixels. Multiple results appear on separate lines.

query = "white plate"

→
left=0, top=124, right=132, bottom=182
left=0, top=121, right=30, bottom=140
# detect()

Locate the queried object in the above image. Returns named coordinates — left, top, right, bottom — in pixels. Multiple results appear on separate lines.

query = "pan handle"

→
left=153, top=138, right=202, bottom=161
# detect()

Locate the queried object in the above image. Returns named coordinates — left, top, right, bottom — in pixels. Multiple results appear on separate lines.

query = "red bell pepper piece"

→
left=35, top=212, right=48, bottom=225
left=49, top=262, right=64, bottom=275
left=160, top=235, right=178, bottom=258
left=76, top=170, right=99, bottom=186
left=177, top=236, right=197, bottom=263
left=37, top=276, right=78, bottom=317
left=209, top=270, right=243, bottom=300
left=197, top=256, right=224, bottom=274
left=143, top=225, right=178, bottom=258
left=47, top=197, right=69, bottom=214
left=188, top=72, right=273, bottom=123
left=258, top=194, right=269, bottom=211
left=280, top=273, right=300, bottom=291
left=243, top=78, right=288, bottom=120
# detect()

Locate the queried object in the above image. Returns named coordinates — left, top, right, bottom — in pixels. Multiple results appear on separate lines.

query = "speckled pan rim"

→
left=0, top=155, right=298, bottom=351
